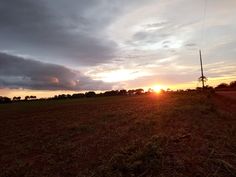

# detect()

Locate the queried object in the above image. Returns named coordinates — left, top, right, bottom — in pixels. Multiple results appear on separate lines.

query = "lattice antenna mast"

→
left=199, top=49, right=206, bottom=89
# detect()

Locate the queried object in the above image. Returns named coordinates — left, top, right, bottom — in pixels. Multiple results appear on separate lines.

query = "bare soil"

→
left=0, top=93, right=235, bottom=177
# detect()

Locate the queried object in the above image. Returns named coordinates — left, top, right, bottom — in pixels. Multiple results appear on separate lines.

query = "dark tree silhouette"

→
left=58, top=94, right=67, bottom=99
left=25, top=95, right=37, bottom=100
left=104, top=90, right=119, bottom=96
left=229, top=81, right=236, bottom=88
left=0, top=96, right=11, bottom=104
left=25, top=96, right=30, bottom=100
left=72, top=93, right=85, bottom=98
left=135, top=88, right=144, bottom=95
left=30, top=96, right=37, bottom=100
left=215, top=83, right=229, bottom=89
left=119, top=89, right=127, bottom=96
left=128, top=90, right=135, bottom=96
left=13, top=96, right=21, bottom=101
left=85, top=91, right=96, bottom=97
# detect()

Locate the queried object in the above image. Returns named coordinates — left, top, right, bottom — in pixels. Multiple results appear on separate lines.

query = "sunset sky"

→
left=0, top=0, right=236, bottom=98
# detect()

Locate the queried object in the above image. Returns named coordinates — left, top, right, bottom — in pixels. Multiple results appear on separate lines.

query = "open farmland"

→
left=0, top=93, right=236, bottom=177
left=216, top=91, right=236, bottom=101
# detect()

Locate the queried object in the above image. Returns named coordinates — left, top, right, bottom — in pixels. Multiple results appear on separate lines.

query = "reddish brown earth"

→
left=215, top=91, right=236, bottom=113
left=0, top=93, right=235, bottom=177
left=216, top=91, right=236, bottom=101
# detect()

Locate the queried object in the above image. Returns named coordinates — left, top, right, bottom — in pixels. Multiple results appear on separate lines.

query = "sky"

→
left=0, top=0, right=236, bottom=98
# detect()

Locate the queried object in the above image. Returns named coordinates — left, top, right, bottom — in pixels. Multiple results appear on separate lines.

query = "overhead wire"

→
left=198, top=0, right=208, bottom=88
left=200, top=0, right=208, bottom=50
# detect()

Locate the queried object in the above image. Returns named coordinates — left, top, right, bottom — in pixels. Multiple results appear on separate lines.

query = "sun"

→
left=153, top=85, right=164, bottom=93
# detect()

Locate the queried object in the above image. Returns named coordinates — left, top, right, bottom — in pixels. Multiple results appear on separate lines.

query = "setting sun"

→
left=153, top=85, right=164, bottom=93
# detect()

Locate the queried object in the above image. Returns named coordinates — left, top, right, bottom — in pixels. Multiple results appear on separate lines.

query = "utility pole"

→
left=199, top=49, right=205, bottom=89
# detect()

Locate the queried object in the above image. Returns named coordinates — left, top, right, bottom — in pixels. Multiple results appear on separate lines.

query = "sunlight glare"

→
left=153, top=85, right=165, bottom=93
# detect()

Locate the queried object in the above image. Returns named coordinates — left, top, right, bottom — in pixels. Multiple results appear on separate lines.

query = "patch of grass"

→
left=97, top=136, right=165, bottom=177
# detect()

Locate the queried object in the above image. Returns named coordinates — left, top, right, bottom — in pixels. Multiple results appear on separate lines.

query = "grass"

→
left=0, top=93, right=235, bottom=177
left=97, top=135, right=165, bottom=177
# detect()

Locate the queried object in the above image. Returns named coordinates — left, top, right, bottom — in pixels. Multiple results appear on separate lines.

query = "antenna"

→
left=199, top=49, right=206, bottom=89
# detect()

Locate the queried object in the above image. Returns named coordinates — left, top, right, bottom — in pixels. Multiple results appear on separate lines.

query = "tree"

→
left=25, top=96, right=30, bottom=100
left=128, top=90, right=135, bottom=96
left=57, top=94, right=67, bottom=99
left=13, top=96, right=21, bottom=101
left=85, top=91, right=96, bottom=97
left=215, top=83, right=228, bottom=89
left=72, top=93, right=85, bottom=98
left=229, top=81, right=236, bottom=88
left=135, top=88, right=144, bottom=95
left=119, top=89, right=127, bottom=96
left=0, top=96, right=11, bottom=104
left=30, top=96, right=37, bottom=100
left=104, top=90, right=119, bottom=96
left=25, top=95, right=36, bottom=100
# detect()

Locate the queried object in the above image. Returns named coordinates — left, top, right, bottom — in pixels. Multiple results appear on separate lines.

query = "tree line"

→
left=214, top=81, right=236, bottom=90
left=0, top=89, right=147, bottom=104
left=0, top=95, right=37, bottom=104
left=0, top=89, right=146, bottom=104
left=1, top=81, right=236, bottom=104
left=51, top=88, right=145, bottom=100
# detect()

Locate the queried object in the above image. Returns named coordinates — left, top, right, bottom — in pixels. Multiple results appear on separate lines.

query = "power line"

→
left=198, top=0, right=208, bottom=89
left=200, top=0, right=208, bottom=48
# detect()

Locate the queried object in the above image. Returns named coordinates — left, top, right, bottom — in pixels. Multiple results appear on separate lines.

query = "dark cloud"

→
left=0, top=52, right=112, bottom=90
left=0, top=0, right=118, bottom=65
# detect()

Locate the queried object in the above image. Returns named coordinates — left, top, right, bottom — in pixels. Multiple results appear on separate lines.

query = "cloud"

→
left=185, top=43, right=197, bottom=47
left=143, top=21, right=169, bottom=29
left=0, top=0, right=119, bottom=66
left=0, top=52, right=112, bottom=90
left=0, top=0, right=235, bottom=94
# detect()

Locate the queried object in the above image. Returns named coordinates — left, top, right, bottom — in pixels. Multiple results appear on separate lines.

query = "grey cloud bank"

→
left=0, top=0, right=118, bottom=66
left=0, top=52, right=112, bottom=90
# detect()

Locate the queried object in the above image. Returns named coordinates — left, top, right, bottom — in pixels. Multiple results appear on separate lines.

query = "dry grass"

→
left=0, top=93, right=235, bottom=177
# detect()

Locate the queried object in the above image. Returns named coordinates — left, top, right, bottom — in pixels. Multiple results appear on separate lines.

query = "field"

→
left=0, top=93, right=236, bottom=177
left=216, top=91, right=236, bottom=101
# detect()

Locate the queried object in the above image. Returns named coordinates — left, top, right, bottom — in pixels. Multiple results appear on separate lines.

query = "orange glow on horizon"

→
left=152, top=85, right=166, bottom=93
left=1, top=76, right=236, bottom=99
